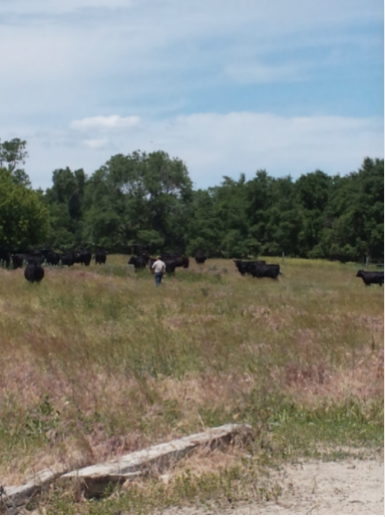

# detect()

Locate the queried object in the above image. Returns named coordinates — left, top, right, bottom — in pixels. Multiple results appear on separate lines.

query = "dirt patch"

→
left=163, top=456, right=384, bottom=515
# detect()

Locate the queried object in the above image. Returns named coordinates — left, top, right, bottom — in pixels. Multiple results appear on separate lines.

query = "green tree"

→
left=44, top=167, right=87, bottom=248
left=186, top=189, right=222, bottom=256
left=213, top=175, right=251, bottom=257
left=82, top=151, right=192, bottom=252
left=245, top=170, right=275, bottom=249
left=293, top=170, right=331, bottom=257
left=318, top=158, right=384, bottom=262
left=0, top=138, right=31, bottom=186
left=0, top=168, right=49, bottom=249
left=36, top=150, right=383, bottom=261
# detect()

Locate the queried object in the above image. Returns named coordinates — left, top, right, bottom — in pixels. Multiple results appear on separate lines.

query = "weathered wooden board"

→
left=62, top=423, right=252, bottom=496
left=1, top=423, right=252, bottom=505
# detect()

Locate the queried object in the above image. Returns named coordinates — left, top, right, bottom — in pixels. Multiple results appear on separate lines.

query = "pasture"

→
left=0, top=257, right=383, bottom=513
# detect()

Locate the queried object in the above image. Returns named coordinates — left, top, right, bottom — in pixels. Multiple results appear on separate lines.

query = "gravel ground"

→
left=162, top=457, right=384, bottom=515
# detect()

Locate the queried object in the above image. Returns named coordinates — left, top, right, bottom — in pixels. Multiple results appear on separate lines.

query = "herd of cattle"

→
left=129, top=253, right=282, bottom=279
left=0, top=246, right=107, bottom=282
left=0, top=247, right=107, bottom=270
left=0, top=246, right=383, bottom=286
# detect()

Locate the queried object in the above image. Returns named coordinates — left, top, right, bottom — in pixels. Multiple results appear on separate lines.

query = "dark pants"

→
left=155, top=272, right=163, bottom=286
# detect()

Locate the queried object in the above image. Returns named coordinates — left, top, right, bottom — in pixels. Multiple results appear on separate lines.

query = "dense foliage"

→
left=0, top=138, right=383, bottom=261
left=0, top=167, right=50, bottom=249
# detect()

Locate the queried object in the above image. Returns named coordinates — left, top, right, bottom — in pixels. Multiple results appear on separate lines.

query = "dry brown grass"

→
left=0, top=257, right=383, bottom=487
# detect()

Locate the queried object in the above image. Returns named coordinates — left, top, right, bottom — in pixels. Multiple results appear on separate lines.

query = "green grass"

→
left=0, top=256, right=383, bottom=513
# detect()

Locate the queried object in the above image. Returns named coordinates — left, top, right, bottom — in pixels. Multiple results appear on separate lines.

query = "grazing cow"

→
left=24, top=258, right=45, bottom=283
left=73, top=252, right=81, bottom=264
left=71, top=250, right=89, bottom=265
left=194, top=250, right=207, bottom=264
left=177, top=255, right=189, bottom=269
left=161, top=257, right=189, bottom=273
left=164, top=259, right=178, bottom=273
left=233, top=260, right=266, bottom=276
left=250, top=263, right=280, bottom=280
left=61, top=251, right=76, bottom=267
left=45, top=250, right=61, bottom=266
left=162, top=254, right=189, bottom=269
left=0, top=246, right=10, bottom=268
left=128, top=255, right=147, bottom=269
left=80, top=250, right=92, bottom=266
left=95, top=249, right=107, bottom=265
left=356, top=270, right=384, bottom=286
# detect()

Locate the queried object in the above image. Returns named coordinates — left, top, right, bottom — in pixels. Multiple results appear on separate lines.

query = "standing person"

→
left=151, top=256, right=166, bottom=286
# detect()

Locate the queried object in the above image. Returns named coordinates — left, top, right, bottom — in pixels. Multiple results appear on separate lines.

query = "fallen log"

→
left=61, top=423, right=252, bottom=497
left=1, top=423, right=252, bottom=506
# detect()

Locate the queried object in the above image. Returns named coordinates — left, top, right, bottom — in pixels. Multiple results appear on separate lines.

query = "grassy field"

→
left=0, top=256, right=383, bottom=513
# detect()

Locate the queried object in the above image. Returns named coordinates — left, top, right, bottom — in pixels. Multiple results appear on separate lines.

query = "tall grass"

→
left=0, top=257, right=383, bottom=490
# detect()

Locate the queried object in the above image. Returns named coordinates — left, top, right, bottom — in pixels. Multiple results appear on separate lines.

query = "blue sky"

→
left=0, top=0, right=383, bottom=189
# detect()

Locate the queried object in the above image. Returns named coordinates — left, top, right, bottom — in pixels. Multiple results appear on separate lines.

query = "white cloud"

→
left=17, top=111, right=384, bottom=189
left=0, top=0, right=382, bottom=190
left=0, top=0, right=381, bottom=124
left=83, top=138, right=109, bottom=149
left=71, top=115, right=141, bottom=132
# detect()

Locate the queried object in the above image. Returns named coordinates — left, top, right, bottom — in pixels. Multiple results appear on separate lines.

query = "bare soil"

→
left=163, top=456, right=384, bottom=515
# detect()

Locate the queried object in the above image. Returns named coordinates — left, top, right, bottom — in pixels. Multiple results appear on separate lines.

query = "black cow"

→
left=76, top=250, right=92, bottom=266
left=45, top=250, right=61, bottom=266
left=162, top=254, right=189, bottom=269
left=95, top=249, right=107, bottom=265
left=162, top=257, right=189, bottom=273
left=24, top=258, right=45, bottom=283
left=164, top=260, right=178, bottom=273
left=61, top=251, right=76, bottom=267
left=250, top=263, right=280, bottom=280
left=194, top=250, right=207, bottom=264
left=178, top=255, right=189, bottom=269
left=234, top=260, right=266, bottom=276
left=356, top=270, right=384, bottom=286
left=128, top=256, right=147, bottom=269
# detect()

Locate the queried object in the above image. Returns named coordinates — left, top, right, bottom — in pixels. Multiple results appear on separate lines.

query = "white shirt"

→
left=152, top=259, right=166, bottom=274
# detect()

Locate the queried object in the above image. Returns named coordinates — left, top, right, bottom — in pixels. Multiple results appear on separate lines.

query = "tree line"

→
left=0, top=138, right=383, bottom=262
